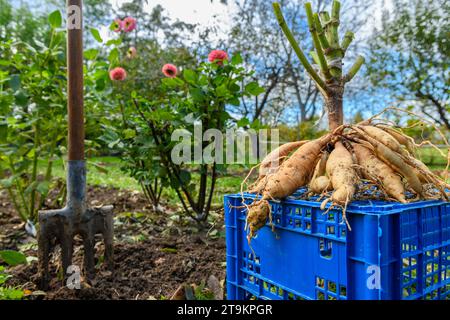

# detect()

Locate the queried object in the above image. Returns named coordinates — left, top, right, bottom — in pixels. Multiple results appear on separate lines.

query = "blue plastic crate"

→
left=225, top=191, right=450, bottom=300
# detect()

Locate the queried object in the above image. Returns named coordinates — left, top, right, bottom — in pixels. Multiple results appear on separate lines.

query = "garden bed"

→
left=0, top=187, right=226, bottom=300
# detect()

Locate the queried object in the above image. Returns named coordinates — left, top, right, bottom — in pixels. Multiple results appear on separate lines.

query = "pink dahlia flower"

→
left=109, top=67, right=127, bottom=81
left=127, top=47, right=137, bottom=59
left=208, top=50, right=228, bottom=65
left=162, top=64, right=178, bottom=78
left=112, top=18, right=122, bottom=32
left=122, top=16, right=137, bottom=33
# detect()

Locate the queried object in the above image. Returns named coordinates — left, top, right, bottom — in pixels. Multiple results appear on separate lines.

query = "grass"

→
left=415, top=147, right=448, bottom=170
left=39, top=157, right=141, bottom=191
left=38, top=156, right=245, bottom=208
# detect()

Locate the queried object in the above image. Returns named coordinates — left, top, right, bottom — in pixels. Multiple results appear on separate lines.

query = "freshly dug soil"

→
left=0, top=186, right=226, bottom=300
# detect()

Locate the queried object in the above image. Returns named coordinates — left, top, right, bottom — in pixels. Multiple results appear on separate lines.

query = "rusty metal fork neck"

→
left=66, top=160, right=86, bottom=219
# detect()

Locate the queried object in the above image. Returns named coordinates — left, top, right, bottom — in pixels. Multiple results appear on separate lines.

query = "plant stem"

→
left=330, top=0, right=341, bottom=48
left=305, top=3, right=331, bottom=80
left=310, top=51, right=320, bottom=65
left=273, top=2, right=327, bottom=92
left=341, top=31, right=354, bottom=53
left=313, top=13, right=329, bottom=50
left=29, top=116, right=40, bottom=220
left=8, top=157, right=30, bottom=219
left=7, top=188, right=26, bottom=222
left=344, top=55, right=364, bottom=82
left=319, top=11, right=332, bottom=45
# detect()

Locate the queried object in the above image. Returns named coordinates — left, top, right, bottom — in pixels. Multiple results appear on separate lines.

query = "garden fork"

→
left=38, top=0, right=114, bottom=289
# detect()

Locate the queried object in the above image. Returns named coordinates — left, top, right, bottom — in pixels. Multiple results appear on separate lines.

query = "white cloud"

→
left=110, top=0, right=235, bottom=26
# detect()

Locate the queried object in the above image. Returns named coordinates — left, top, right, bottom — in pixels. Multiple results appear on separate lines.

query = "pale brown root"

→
left=341, top=190, right=352, bottom=231
left=261, top=134, right=333, bottom=199
left=246, top=200, right=271, bottom=243
left=353, top=143, right=407, bottom=203
left=241, top=163, right=261, bottom=195
left=375, top=124, right=416, bottom=155
left=258, top=140, right=308, bottom=178
left=326, top=141, right=358, bottom=208
left=368, top=107, right=450, bottom=178
left=358, top=125, right=407, bottom=156
left=309, top=151, right=332, bottom=194
left=310, top=176, right=332, bottom=194
left=351, top=127, right=424, bottom=198
left=403, top=157, right=450, bottom=200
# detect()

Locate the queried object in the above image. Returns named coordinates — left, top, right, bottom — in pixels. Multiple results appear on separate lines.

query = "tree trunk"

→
left=325, top=85, right=344, bottom=130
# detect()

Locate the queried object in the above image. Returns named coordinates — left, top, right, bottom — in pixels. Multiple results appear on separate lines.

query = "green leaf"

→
left=123, top=128, right=136, bottom=139
left=0, top=250, right=27, bottom=266
left=231, top=53, right=243, bottom=65
left=190, top=88, right=204, bottom=103
left=108, top=48, right=119, bottom=63
left=0, top=177, right=14, bottom=188
left=183, top=69, right=197, bottom=84
left=90, top=28, right=103, bottom=43
left=14, top=90, right=28, bottom=106
left=84, top=48, right=99, bottom=60
left=229, top=83, right=240, bottom=92
left=0, top=124, right=7, bottom=143
left=9, top=74, right=20, bottom=91
left=36, top=181, right=50, bottom=195
left=227, top=97, right=240, bottom=106
left=48, top=10, right=62, bottom=28
left=106, top=38, right=122, bottom=46
left=179, top=170, right=191, bottom=185
left=216, top=83, right=228, bottom=97
left=237, top=117, right=250, bottom=127
left=245, top=82, right=265, bottom=96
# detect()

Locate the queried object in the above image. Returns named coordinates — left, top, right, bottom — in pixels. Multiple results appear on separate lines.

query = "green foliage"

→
left=367, top=0, right=449, bottom=129
left=90, top=28, right=103, bottom=43
left=193, top=282, right=216, bottom=300
left=276, top=118, right=327, bottom=142
left=0, top=250, right=28, bottom=300
left=100, top=21, right=262, bottom=220
left=0, top=9, right=68, bottom=222
left=48, top=10, right=62, bottom=29
left=0, top=267, right=25, bottom=300
left=0, top=250, right=27, bottom=266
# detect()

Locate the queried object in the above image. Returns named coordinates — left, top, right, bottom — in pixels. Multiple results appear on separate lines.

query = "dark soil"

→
left=0, top=186, right=226, bottom=300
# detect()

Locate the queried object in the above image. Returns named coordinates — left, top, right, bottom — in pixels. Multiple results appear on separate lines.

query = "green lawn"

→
left=39, top=157, right=141, bottom=191
left=38, top=157, right=244, bottom=208
left=415, top=147, right=448, bottom=170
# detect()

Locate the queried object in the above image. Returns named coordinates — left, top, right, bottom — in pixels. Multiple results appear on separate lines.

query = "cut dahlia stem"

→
left=310, top=51, right=320, bottom=66
left=273, top=1, right=364, bottom=131
left=341, top=31, right=355, bottom=53
left=330, top=0, right=341, bottom=47
left=344, top=55, right=365, bottom=82
left=272, top=2, right=327, bottom=92
left=305, top=2, right=331, bottom=80
left=313, top=13, right=330, bottom=50
left=319, top=11, right=332, bottom=43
